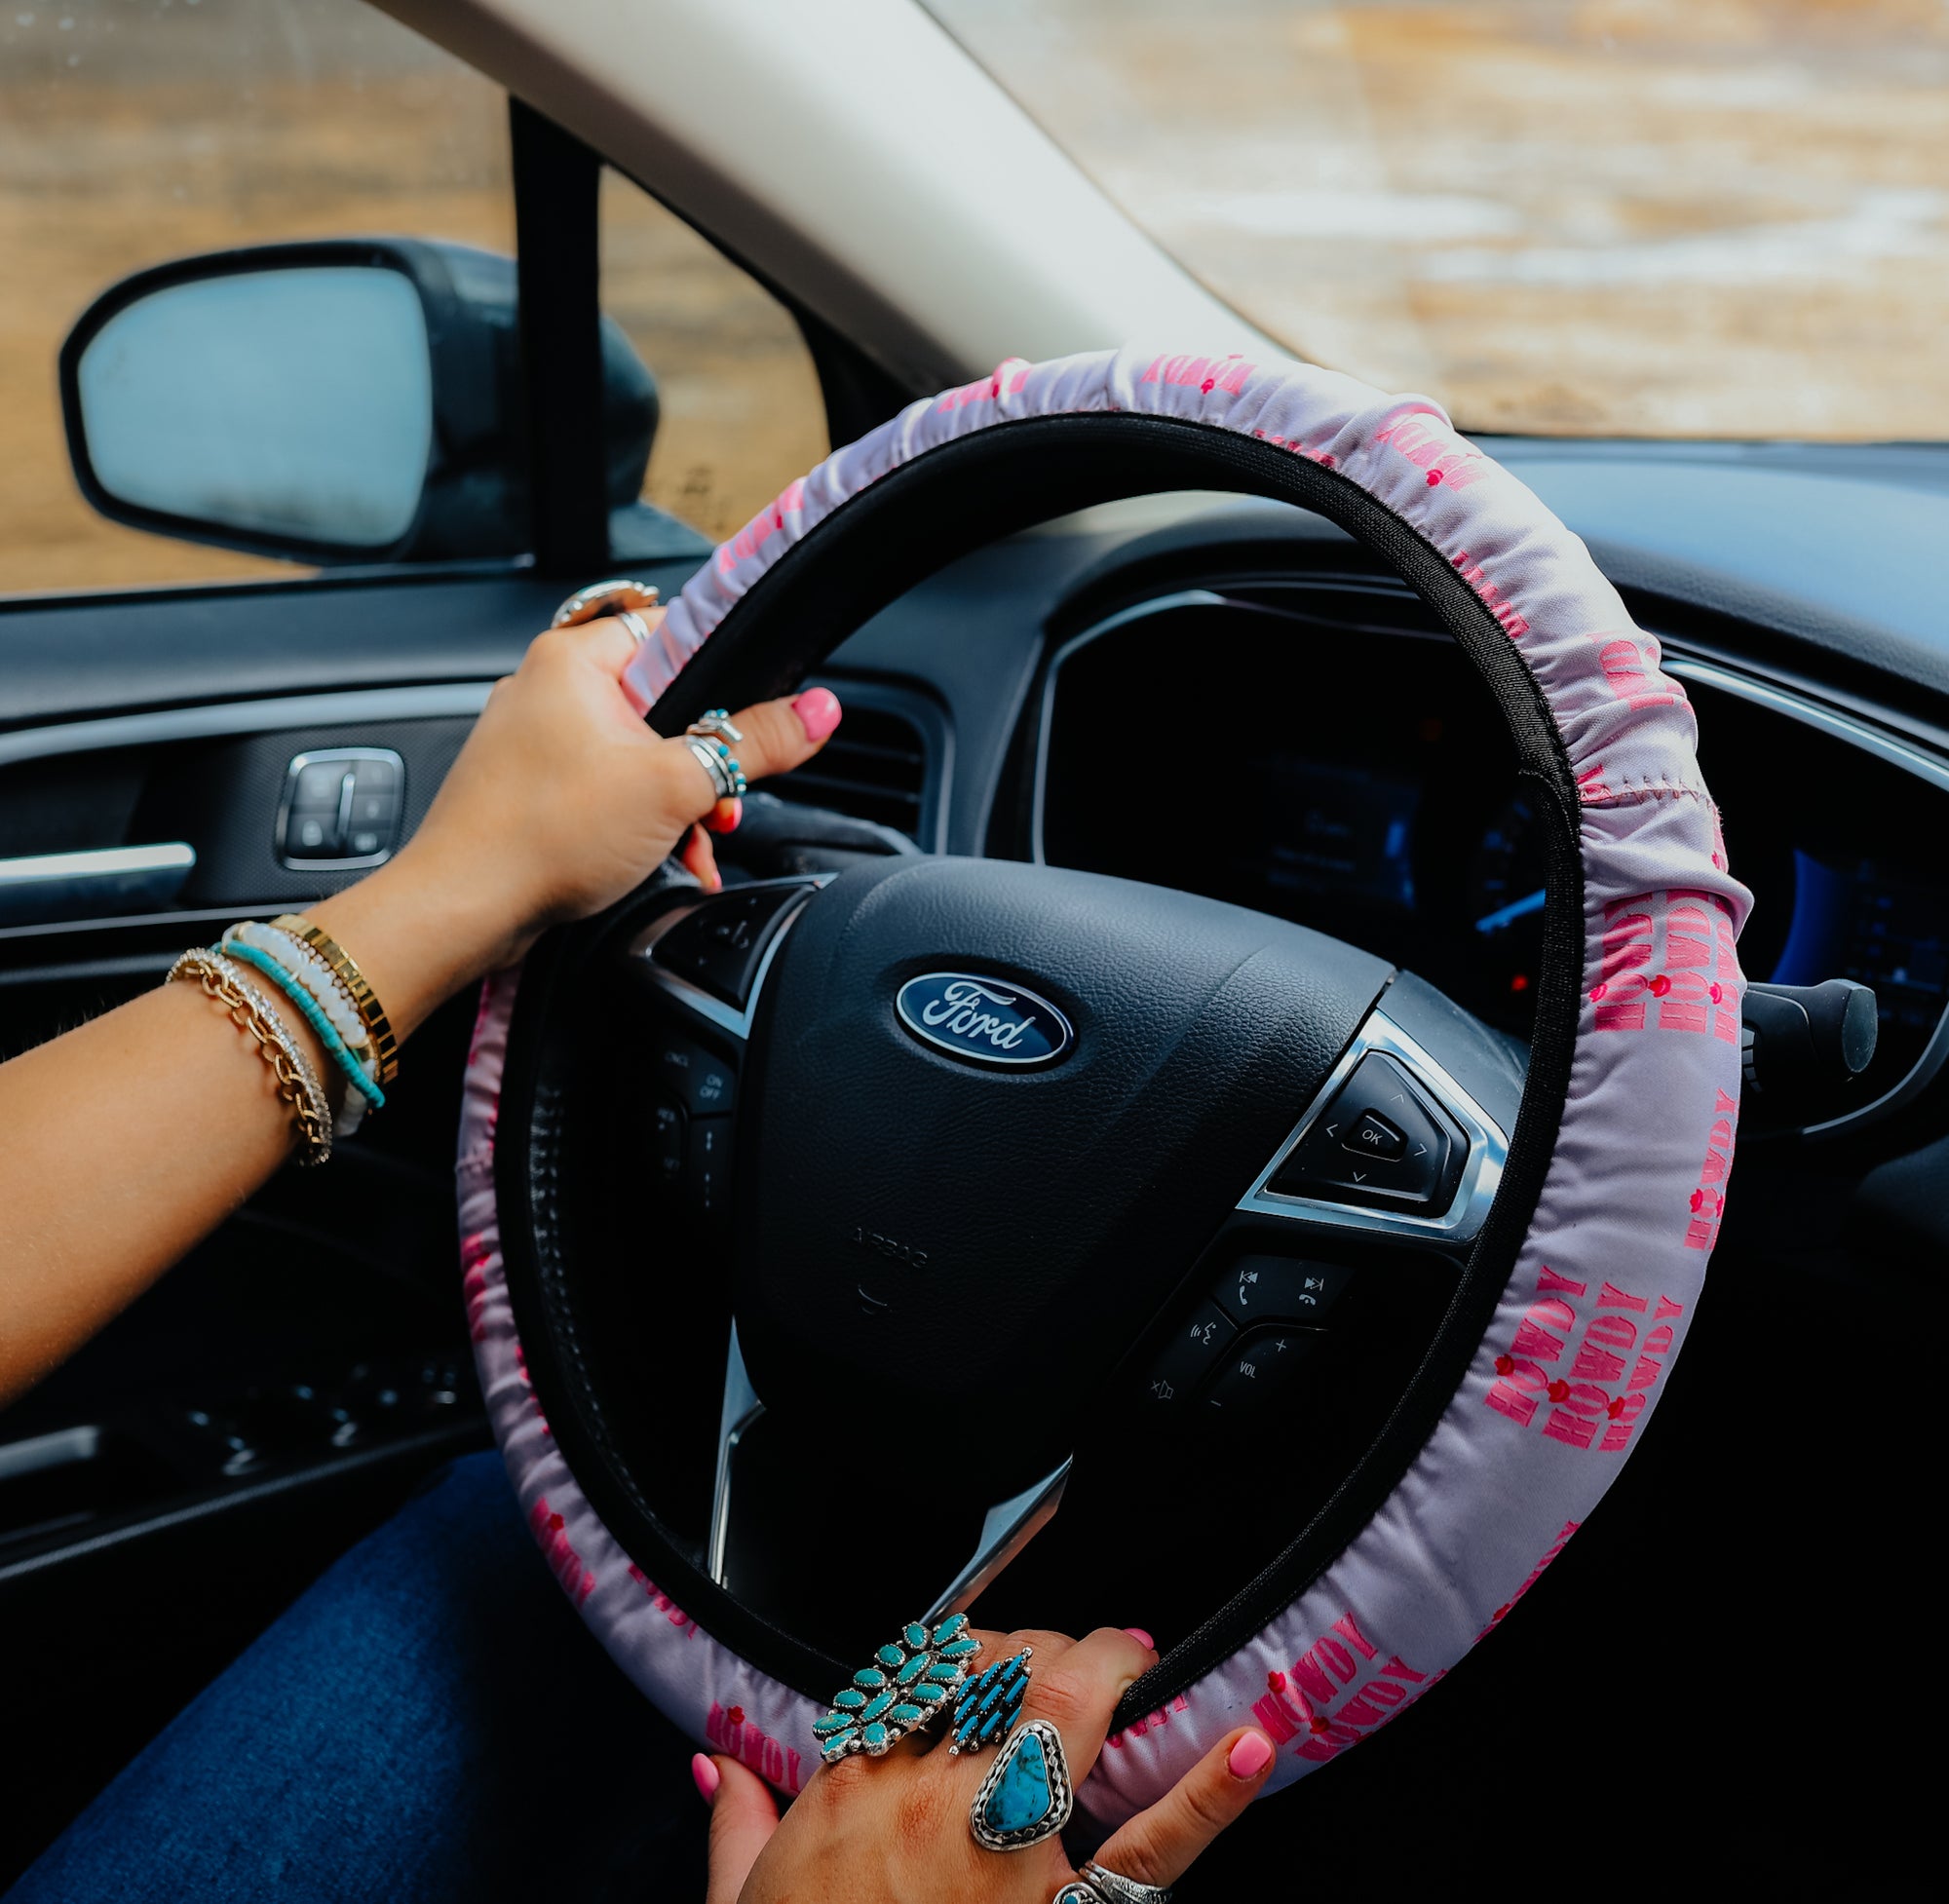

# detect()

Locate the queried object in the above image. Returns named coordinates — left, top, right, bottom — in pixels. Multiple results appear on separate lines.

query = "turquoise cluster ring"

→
left=811, top=1614, right=981, bottom=1762
left=968, top=1719, right=1075, bottom=1851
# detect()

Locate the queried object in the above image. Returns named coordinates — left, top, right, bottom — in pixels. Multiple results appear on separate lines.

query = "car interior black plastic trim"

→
left=492, top=412, right=1585, bottom=1720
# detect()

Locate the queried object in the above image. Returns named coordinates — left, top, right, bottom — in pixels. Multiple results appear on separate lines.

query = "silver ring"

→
left=684, top=736, right=747, bottom=802
left=614, top=607, right=652, bottom=646
left=970, top=1719, right=1074, bottom=1852
left=1054, top=1885, right=1110, bottom=1904
left=1082, top=1861, right=1172, bottom=1904
left=550, top=579, right=660, bottom=628
left=686, top=706, right=745, bottom=746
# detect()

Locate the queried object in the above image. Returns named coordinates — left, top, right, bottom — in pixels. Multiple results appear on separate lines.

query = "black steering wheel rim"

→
left=492, top=412, right=1586, bottom=1730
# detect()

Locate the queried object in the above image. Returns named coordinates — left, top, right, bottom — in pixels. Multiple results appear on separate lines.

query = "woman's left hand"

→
left=693, top=1626, right=1277, bottom=1904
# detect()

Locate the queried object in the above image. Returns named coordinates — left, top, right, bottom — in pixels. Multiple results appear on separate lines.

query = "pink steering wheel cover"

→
left=459, top=346, right=1748, bottom=1820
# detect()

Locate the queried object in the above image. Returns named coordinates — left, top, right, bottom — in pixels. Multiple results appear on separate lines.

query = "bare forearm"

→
left=0, top=978, right=326, bottom=1404
left=0, top=620, right=837, bottom=1411
left=0, top=848, right=504, bottom=1406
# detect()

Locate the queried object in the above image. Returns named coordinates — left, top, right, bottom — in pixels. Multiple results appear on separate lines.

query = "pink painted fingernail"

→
left=792, top=687, right=842, bottom=743
left=1123, top=1627, right=1156, bottom=1650
left=691, top=1753, right=720, bottom=1804
left=1228, top=1731, right=1275, bottom=1779
left=704, top=796, right=743, bottom=835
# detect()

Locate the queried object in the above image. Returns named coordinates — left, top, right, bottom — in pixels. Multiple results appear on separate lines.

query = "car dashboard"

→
left=2, top=438, right=1945, bottom=1884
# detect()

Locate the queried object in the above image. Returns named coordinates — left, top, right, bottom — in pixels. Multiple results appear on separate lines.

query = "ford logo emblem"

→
left=894, top=972, right=1073, bottom=1069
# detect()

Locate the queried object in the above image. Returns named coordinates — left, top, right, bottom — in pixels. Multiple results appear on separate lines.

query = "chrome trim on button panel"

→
left=1238, top=1009, right=1509, bottom=1245
left=628, top=875, right=831, bottom=1041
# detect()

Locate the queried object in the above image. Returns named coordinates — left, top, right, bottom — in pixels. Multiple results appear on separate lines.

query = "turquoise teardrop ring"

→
left=968, top=1719, right=1075, bottom=1851
left=812, top=1614, right=982, bottom=1763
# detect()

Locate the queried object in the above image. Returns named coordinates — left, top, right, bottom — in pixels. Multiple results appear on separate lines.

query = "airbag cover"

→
left=736, top=856, right=1391, bottom=1484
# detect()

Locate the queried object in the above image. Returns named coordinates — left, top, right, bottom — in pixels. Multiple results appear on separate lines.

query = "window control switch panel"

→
left=278, top=747, right=404, bottom=869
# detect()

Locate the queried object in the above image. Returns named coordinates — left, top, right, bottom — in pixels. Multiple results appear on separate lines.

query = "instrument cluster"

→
left=1034, top=579, right=1949, bottom=1134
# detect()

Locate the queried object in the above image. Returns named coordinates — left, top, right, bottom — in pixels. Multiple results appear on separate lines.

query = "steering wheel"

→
left=458, top=348, right=1748, bottom=1823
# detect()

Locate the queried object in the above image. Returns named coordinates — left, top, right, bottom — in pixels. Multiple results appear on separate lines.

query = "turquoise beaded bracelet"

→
left=216, top=939, right=386, bottom=1111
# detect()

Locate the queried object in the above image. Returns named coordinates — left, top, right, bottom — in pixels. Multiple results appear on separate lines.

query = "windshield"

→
left=923, top=0, right=1946, bottom=440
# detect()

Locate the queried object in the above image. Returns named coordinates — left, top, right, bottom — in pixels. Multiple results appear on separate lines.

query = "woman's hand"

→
left=0, top=604, right=828, bottom=1407
left=311, top=610, right=842, bottom=1040
left=694, top=1627, right=1276, bottom=1904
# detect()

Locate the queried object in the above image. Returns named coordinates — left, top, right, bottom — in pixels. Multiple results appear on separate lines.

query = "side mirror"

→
left=59, top=239, right=695, bottom=565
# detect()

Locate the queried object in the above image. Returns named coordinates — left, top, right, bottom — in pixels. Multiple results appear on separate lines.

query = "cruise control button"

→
left=652, top=1030, right=736, bottom=1115
left=686, top=1116, right=733, bottom=1220
left=1204, top=1327, right=1323, bottom=1414
left=1270, top=1053, right=1467, bottom=1213
left=653, top=885, right=809, bottom=1008
left=1143, top=1300, right=1236, bottom=1407
left=650, top=1097, right=685, bottom=1195
left=1214, top=1256, right=1355, bottom=1325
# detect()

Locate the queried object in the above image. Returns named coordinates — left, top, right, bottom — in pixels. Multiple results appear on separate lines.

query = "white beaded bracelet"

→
left=227, top=922, right=369, bottom=1052
left=222, top=921, right=377, bottom=1138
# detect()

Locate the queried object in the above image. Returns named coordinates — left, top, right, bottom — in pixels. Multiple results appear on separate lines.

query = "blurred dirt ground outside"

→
left=2, top=0, right=1945, bottom=596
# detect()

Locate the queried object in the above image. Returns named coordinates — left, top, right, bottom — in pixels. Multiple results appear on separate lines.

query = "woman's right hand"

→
left=311, top=608, right=842, bottom=1042
left=693, top=1625, right=1276, bottom=1904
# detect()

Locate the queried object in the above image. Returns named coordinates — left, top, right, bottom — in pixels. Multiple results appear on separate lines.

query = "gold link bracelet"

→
left=168, top=951, right=332, bottom=1165
left=273, top=914, right=399, bottom=1087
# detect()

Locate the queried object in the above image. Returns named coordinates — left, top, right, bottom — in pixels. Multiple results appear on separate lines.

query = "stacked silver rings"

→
left=684, top=709, right=748, bottom=801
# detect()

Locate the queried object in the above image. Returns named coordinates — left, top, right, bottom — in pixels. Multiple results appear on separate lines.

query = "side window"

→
left=600, top=172, right=828, bottom=545
left=0, top=0, right=513, bottom=595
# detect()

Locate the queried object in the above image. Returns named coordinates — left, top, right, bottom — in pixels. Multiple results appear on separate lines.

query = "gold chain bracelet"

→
left=168, top=950, right=332, bottom=1166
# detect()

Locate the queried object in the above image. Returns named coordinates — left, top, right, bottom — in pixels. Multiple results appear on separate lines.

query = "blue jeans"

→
left=8, top=1453, right=707, bottom=1903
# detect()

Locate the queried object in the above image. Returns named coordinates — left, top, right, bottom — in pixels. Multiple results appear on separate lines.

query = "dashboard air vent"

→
left=772, top=704, right=929, bottom=839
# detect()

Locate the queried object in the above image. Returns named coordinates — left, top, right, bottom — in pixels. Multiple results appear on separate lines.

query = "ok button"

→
left=1343, top=1110, right=1405, bottom=1161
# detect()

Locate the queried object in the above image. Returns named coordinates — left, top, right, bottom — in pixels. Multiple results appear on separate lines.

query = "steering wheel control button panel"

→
left=1215, top=1255, right=1354, bottom=1325
left=652, top=883, right=810, bottom=1009
left=1143, top=1300, right=1237, bottom=1407
left=277, top=747, right=404, bottom=870
left=1204, top=1327, right=1324, bottom=1415
left=631, top=876, right=825, bottom=1039
left=1272, top=1052, right=1466, bottom=1212
left=686, top=1118, right=733, bottom=1222
left=650, top=1098, right=686, bottom=1194
left=1240, top=1008, right=1510, bottom=1245
left=653, top=1029, right=736, bottom=1115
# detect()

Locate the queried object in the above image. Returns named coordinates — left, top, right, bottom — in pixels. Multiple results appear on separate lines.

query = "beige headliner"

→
left=381, top=0, right=1273, bottom=394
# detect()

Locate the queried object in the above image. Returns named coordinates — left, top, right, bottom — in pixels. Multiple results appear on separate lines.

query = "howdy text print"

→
left=1485, top=1267, right=1682, bottom=1453
left=1591, top=888, right=1740, bottom=1040
left=1249, top=1609, right=1442, bottom=1764
left=706, top=1701, right=808, bottom=1795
